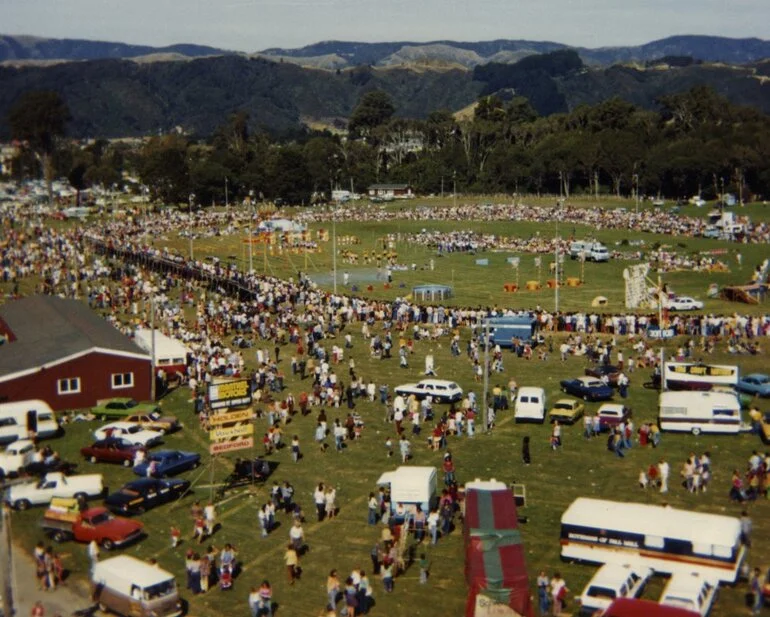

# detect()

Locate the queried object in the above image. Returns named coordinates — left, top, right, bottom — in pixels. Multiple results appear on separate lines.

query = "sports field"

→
left=5, top=197, right=769, bottom=617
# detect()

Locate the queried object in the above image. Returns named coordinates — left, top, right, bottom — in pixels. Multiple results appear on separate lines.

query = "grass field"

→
left=4, top=197, right=770, bottom=617
left=169, top=210, right=769, bottom=317
left=8, top=326, right=770, bottom=617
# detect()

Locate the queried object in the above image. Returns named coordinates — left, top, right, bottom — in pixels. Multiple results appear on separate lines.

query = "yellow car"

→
left=548, top=399, right=585, bottom=425
left=125, top=412, right=180, bottom=434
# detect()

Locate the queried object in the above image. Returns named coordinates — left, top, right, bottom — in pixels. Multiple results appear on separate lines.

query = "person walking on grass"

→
left=284, top=544, right=299, bottom=585
left=291, top=435, right=301, bottom=462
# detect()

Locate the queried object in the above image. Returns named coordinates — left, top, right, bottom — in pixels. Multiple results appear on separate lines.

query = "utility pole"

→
left=1, top=505, right=15, bottom=617
left=225, top=177, right=229, bottom=209
left=188, top=193, right=194, bottom=260
left=332, top=204, right=338, bottom=294
left=482, top=318, right=490, bottom=434
left=633, top=173, right=640, bottom=215
left=555, top=215, right=560, bottom=313
left=150, top=294, right=156, bottom=401
left=453, top=171, right=457, bottom=208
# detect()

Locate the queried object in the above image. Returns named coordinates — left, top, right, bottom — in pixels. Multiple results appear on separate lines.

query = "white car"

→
left=0, top=439, right=37, bottom=478
left=394, top=379, right=463, bottom=403
left=93, top=422, right=163, bottom=447
left=659, top=572, right=717, bottom=616
left=5, top=471, right=104, bottom=510
left=579, top=563, right=652, bottom=615
left=666, top=296, right=704, bottom=311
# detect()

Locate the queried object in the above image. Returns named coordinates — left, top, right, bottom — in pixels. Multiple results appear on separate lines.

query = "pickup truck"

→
left=41, top=500, right=143, bottom=549
left=5, top=471, right=105, bottom=510
left=0, top=439, right=37, bottom=479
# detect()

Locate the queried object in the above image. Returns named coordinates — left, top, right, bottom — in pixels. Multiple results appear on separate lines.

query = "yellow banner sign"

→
left=209, top=423, right=254, bottom=441
left=209, top=437, right=254, bottom=455
left=210, top=379, right=249, bottom=401
left=208, top=409, right=253, bottom=425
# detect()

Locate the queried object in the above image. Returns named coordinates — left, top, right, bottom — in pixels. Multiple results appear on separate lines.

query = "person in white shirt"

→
left=658, top=458, right=670, bottom=493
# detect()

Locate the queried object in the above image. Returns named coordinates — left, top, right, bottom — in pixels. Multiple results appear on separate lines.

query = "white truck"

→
left=5, top=471, right=105, bottom=510
left=0, top=439, right=37, bottom=479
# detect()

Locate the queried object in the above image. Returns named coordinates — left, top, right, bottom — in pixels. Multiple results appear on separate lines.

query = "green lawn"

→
left=4, top=198, right=770, bottom=617
left=171, top=213, right=769, bottom=316
left=9, top=332, right=769, bottom=617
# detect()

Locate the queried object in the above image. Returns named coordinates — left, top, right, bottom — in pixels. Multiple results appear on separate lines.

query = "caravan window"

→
left=0, top=417, right=17, bottom=427
left=662, top=406, right=686, bottom=416
left=645, top=535, right=665, bottom=549
left=714, top=408, right=736, bottom=417
left=692, top=542, right=713, bottom=556
left=38, top=412, right=54, bottom=422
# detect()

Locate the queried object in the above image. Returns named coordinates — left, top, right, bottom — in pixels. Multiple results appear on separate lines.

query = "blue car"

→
left=133, top=450, right=201, bottom=477
left=560, top=376, right=614, bottom=402
left=736, top=374, right=770, bottom=398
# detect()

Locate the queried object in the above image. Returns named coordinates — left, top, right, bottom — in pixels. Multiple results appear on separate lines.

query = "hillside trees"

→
left=8, top=90, right=70, bottom=205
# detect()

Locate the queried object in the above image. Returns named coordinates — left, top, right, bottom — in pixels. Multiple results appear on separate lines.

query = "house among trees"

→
left=368, top=183, right=414, bottom=200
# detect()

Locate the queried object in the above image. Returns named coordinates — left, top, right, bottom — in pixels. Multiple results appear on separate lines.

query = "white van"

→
left=659, top=572, right=717, bottom=616
left=588, top=243, right=610, bottom=262
left=92, top=555, right=182, bottom=617
left=658, top=391, right=744, bottom=435
left=570, top=241, right=590, bottom=260
left=579, top=563, right=652, bottom=615
left=515, top=387, right=545, bottom=423
left=0, top=400, right=59, bottom=444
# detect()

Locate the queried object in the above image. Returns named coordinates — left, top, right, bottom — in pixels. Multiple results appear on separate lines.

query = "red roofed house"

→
left=0, top=295, right=151, bottom=410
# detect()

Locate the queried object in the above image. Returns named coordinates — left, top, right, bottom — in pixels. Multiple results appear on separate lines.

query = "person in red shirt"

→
left=31, top=602, right=44, bottom=617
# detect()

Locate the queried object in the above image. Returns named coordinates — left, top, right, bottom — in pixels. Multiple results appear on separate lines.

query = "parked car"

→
left=514, top=387, right=546, bottom=423
left=0, top=439, right=37, bottom=479
left=585, top=365, right=622, bottom=386
left=665, top=296, right=704, bottom=311
left=91, top=398, right=161, bottom=420
left=597, top=403, right=633, bottom=431
left=93, top=422, right=163, bottom=447
left=125, top=412, right=181, bottom=434
left=560, top=377, right=614, bottom=401
left=81, top=438, right=144, bottom=467
left=5, top=472, right=104, bottom=510
left=105, top=478, right=191, bottom=515
left=659, top=572, right=717, bottom=617
left=394, top=379, right=463, bottom=403
left=133, top=450, right=201, bottom=478
left=579, top=563, right=652, bottom=616
left=548, top=399, right=585, bottom=425
left=736, top=374, right=770, bottom=398
left=41, top=500, right=143, bottom=549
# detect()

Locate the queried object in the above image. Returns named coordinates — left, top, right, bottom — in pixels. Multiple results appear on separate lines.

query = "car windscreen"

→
left=144, top=580, right=176, bottom=599
left=586, top=586, right=617, bottom=599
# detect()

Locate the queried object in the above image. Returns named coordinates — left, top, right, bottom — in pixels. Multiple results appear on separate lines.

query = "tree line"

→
left=6, top=85, right=770, bottom=206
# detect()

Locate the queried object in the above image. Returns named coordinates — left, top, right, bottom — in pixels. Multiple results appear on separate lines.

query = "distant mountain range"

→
left=2, top=34, right=770, bottom=68
left=0, top=34, right=769, bottom=139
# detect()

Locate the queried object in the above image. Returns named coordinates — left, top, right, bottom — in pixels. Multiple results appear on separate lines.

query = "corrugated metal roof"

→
left=0, top=295, right=146, bottom=378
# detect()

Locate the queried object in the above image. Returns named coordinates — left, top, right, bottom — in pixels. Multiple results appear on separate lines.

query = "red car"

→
left=584, top=365, right=622, bottom=386
left=41, top=506, right=144, bottom=550
left=80, top=438, right=143, bottom=467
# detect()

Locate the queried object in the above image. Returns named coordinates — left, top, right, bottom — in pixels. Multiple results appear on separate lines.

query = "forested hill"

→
left=1, top=51, right=769, bottom=138
left=0, top=34, right=227, bottom=62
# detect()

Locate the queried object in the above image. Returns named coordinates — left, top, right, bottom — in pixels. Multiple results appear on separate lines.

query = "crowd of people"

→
left=3, top=195, right=769, bottom=617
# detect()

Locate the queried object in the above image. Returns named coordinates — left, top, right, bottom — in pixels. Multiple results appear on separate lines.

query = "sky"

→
left=3, top=0, right=769, bottom=52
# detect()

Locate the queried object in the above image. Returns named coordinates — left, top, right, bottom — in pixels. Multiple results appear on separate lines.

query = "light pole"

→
left=633, top=173, right=640, bottom=215
left=720, top=177, right=725, bottom=212
left=248, top=190, right=254, bottom=272
left=188, top=193, right=195, bottom=260
left=555, top=214, right=560, bottom=313
left=225, top=177, right=229, bottom=209
left=453, top=171, right=457, bottom=208
left=332, top=203, right=338, bottom=294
